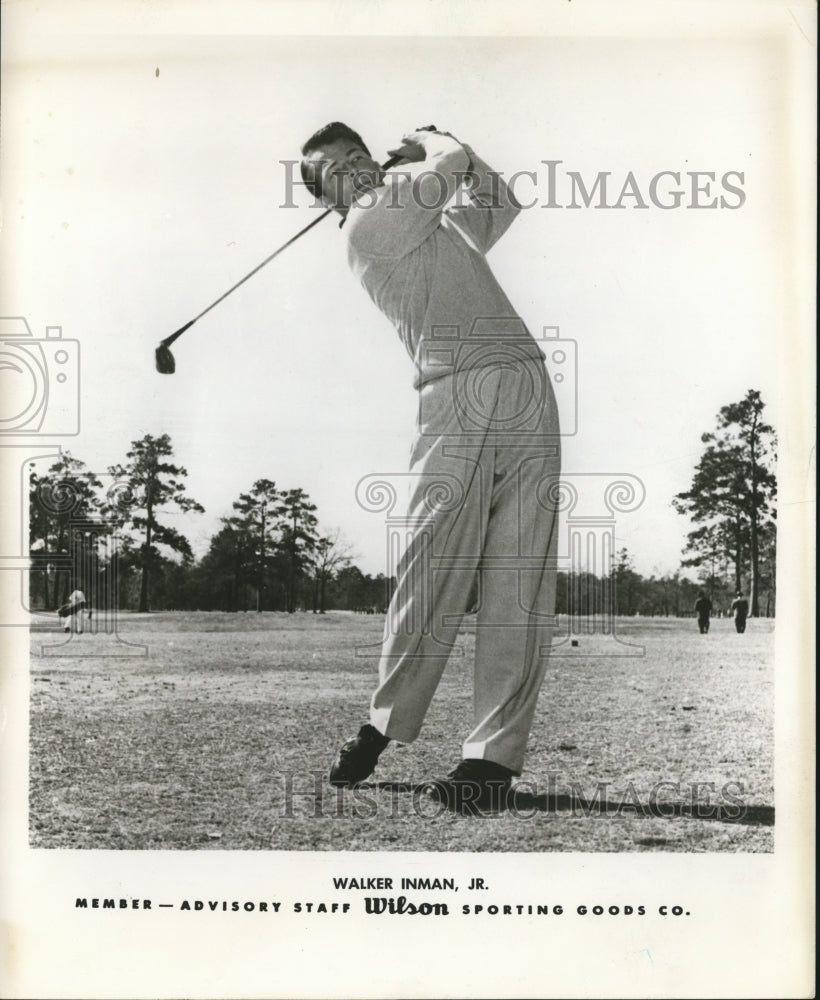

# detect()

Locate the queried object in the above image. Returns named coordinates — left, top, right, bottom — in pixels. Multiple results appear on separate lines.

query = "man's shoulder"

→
left=345, top=178, right=442, bottom=264
left=344, top=185, right=394, bottom=249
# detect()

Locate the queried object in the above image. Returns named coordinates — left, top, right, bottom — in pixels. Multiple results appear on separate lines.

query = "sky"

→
left=1, top=9, right=811, bottom=581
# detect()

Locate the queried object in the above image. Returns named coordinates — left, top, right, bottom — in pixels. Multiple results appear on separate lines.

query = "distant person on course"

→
left=300, top=123, right=561, bottom=813
left=731, top=591, right=749, bottom=633
left=58, top=587, right=87, bottom=634
left=694, top=591, right=712, bottom=634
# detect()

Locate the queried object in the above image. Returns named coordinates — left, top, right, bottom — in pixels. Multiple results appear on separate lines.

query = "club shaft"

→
left=162, top=153, right=403, bottom=349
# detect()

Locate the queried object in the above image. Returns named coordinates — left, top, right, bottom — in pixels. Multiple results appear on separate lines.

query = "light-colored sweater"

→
left=344, top=137, right=545, bottom=389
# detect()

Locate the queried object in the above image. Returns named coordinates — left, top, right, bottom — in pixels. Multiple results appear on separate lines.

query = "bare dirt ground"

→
left=29, top=612, right=774, bottom=852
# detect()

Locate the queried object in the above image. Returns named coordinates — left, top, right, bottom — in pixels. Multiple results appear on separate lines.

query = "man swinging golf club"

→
left=301, top=123, right=561, bottom=814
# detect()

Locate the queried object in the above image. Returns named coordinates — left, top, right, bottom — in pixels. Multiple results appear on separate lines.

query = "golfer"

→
left=59, top=587, right=87, bottom=634
left=694, top=591, right=712, bottom=634
left=301, top=124, right=560, bottom=812
left=731, top=591, right=749, bottom=633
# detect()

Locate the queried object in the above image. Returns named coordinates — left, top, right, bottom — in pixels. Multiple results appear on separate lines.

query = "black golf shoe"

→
left=329, top=724, right=390, bottom=787
left=420, top=758, right=515, bottom=815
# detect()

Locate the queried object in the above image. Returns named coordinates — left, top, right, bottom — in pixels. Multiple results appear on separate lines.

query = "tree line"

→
left=28, top=390, right=776, bottom=618
left=28, top=433, right=384, bottom=615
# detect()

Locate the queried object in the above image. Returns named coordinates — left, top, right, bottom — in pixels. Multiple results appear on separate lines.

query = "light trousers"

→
left=370, top=360, right=561, bottom=774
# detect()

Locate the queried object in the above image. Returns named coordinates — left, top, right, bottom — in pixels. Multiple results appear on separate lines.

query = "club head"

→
left=155, top=343, right=176, bottom=374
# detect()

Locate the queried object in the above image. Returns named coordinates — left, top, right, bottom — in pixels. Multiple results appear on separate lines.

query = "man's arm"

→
left=346, top=130, right=471, bottom=260
left=445, top=144, right=522, bottom=253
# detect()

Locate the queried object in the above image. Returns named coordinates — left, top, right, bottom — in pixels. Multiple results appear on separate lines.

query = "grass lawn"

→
left=29, top=611, right=774, bottom=852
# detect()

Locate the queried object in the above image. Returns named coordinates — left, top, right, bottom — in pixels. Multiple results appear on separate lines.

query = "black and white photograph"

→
left=0, top=1, right=814, bottom=997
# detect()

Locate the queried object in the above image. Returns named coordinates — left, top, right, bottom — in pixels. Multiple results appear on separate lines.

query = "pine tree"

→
left=673, top=390, right=776, bottom=616
left=279, top=488, right=318, bottom=613
left=109, top=434, right=204, bottom=612
left=227, top=479, right=284, bottom=611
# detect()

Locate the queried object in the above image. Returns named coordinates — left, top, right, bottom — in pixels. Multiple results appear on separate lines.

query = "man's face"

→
left=306, top=138, right=383, bottom=212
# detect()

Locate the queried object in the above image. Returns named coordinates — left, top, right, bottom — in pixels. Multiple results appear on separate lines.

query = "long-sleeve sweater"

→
left=344, top=136, right=545, bottom=389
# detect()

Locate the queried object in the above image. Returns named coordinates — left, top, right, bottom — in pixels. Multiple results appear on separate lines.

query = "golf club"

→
left=154, top=138, right=434, bottom=375
left=154, top=205, right=336, bottom=375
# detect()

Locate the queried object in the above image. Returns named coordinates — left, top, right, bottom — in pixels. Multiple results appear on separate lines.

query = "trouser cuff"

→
left=462, top=741, right=523, bottom=776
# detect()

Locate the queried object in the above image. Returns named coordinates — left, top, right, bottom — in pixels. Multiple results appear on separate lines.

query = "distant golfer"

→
left=694, top=591, right=712, bottom=634
left=301, top=123, right=560, bottom=813
left=58, top=587, right=87, bottom=634
left=731, top=591, right=749, bottom=633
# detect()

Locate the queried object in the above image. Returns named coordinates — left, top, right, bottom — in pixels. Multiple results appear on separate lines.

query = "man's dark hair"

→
left=300, top=122, right=371, bottom=198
